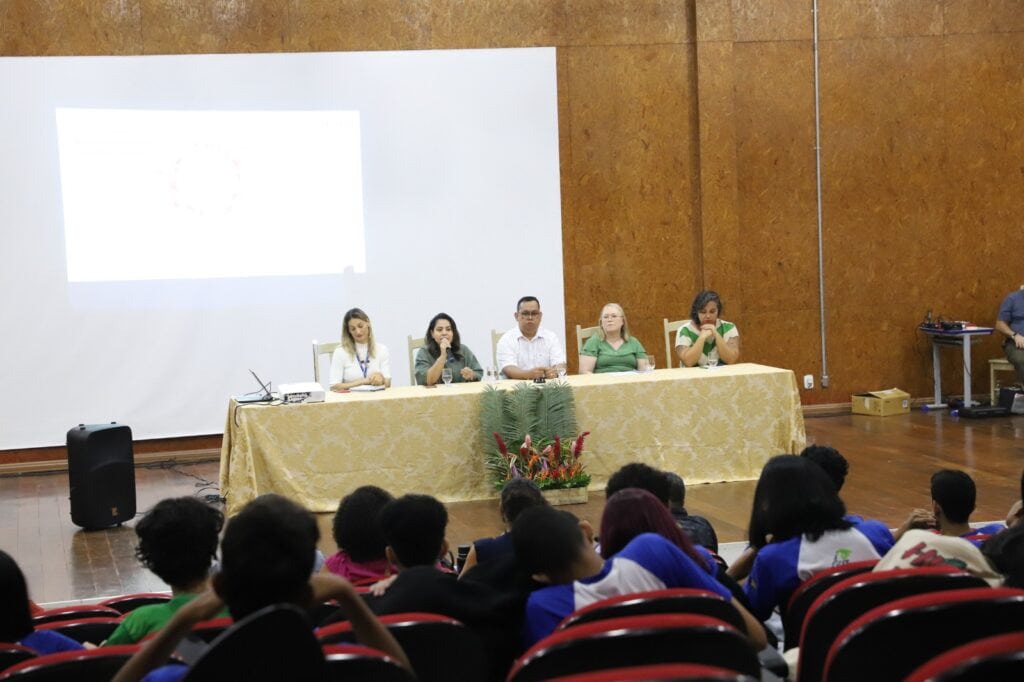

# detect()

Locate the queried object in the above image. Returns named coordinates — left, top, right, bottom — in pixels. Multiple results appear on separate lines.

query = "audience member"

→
left=0, top=549, right=84, bottom=655
left=982, top=523, right=1024, bottom=588
left=325, top=494, right=524, bottom=680
left=676, top=290, right=740, bottom=368
left=605, top=462, right=671, bottom=503
left=875, top=529, right=1002, bottom=586
left=329, top=307, right=392, bottom=391
left=415, top=313, right=483, bottom=386
left=113, top=494, right=410, bottom=682
left=459, top=477, right=546, bottom=577
left=324, top=485, right=394, bottom=582
left=665, top=471, right=719, bottom=552
left=896, top=469, right=1005, bottom=546
left=739, top=455, right=893, bottom=624
left=496, top=296, right=566, bottom=380
left=801, top=444, right=870, bottom=524
left=599, top=489, right=708, bottom=565
left=579, top=303, right=647, bottom=374
left=106, top=497, right=225, bottom=645
left=512, top=505, right=766, bottom=650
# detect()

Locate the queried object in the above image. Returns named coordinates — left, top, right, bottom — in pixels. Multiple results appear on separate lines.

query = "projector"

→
left=278, top=382, right=326, bottom=404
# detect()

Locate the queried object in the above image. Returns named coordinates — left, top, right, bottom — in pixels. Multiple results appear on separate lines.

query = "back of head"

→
left=600, top=488, right=700, bottom=563
left=664, top=471, right=686, bottom=507
left=511, top=505, right=584, bottom=578
left=931, top=469, right=976, bottom=524
left=332, top=485, right=393, bottom=563
left=748, top=454, right=849, bottom=547
left=379, top=494, right=448, bottom=567
left=499, top=477, right=547, bottom=526
left=0, top=549, right=32, bottom=642
left=605, top=463, right=670, bottom=505
left=800, top=445, right=849, bottom=492
left=982, top=524, right=1024, bottom=588
left=135, top=497, right=224, bottom=588
left=217, top=494, right=319, bottom=620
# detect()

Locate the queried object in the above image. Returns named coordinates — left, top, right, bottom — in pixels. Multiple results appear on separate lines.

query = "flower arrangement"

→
left=480, top=381, right=591, bottom=491
left=490, top=431, right=591, bottom=490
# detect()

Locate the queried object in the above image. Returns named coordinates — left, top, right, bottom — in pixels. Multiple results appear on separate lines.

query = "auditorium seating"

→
left=550, top=662, right=758, bottom=682
left=795, top=567, right=989, bottom=682
left=33, top=618, right=121, bottom=645
left=823, top=587, right=1024, bottom=681
left=99, top=592, right=172, bottom=614
left=30, top=605, right=121, bottom=626
left=556, top=588, right=746, bottom=634
left=322, top=643, right=415, bottom=681
left=0, top=645, right=35, bottom=676
left=0, top=645, right=139, bottom=681
left=183, top=604, right=324, bottom=682
left=905, top=632, right=1024, bottom=681
left=318, top=612, right=485, bottom=682
left=780, top=558, right=877, bottom=650
left=508, top=614, right=760, bottom=682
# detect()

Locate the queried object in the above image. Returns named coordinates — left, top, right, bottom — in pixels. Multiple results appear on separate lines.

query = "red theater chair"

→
left=0, top=645, right=138, bottom=682
left=507, top=614, right=760, bottom=682
left=823, top=587, right=1024, bottom=682
left=780, top=559, right=877, bottom=650
left=322, top=643, right=415, bottom=681
left=31, top=605, right=121, bottom=626
left=905, top=632, right=1024, bottom=681
left=557, top=588, right=747, bottom=634
left=796, top=566, right=988, bottom=682
left=99, top=592, right=172, bottom=614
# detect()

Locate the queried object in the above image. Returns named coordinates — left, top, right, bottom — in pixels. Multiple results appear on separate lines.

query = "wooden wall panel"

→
left=732, top=40, right=821, bottom=386
left=559, top=42, right=700, bottom=369
left=0, top=0, right=1022, bottom=429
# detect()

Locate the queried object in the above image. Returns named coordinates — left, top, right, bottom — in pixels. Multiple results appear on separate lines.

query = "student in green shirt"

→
left=579, top=303, right=647, bottom=374
left=104, top=497, right=224, bottom=645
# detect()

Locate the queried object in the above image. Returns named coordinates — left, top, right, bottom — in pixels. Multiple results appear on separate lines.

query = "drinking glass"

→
left=636, top=356, right=649, bottom=372
left=706, top=357, right=719, bottom=369
left=646, top=354, right=655, bottom=371
left=441, top=368, right=453, bottom=385
left=555, top=363, right=567, bottom=379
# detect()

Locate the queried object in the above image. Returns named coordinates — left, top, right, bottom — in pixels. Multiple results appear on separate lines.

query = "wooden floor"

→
left=3, top=411, right=1022, bottom=605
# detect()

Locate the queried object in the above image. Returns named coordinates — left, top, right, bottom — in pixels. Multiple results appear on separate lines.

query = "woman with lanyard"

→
left=329, top=308, right=392, bottom=391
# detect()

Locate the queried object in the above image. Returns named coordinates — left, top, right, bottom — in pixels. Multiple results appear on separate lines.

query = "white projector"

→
left=278, top=382, right=326, bottom=404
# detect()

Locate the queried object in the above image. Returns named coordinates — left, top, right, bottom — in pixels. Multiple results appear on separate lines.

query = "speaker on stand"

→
left=67, top=422, right=137, bottom=530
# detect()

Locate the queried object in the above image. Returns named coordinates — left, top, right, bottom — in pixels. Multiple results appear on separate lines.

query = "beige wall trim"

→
left=0, top=448, right=220, bottom=476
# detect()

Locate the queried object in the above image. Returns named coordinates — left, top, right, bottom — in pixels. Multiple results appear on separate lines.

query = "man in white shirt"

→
left=495, top=296, right=566, bottom=380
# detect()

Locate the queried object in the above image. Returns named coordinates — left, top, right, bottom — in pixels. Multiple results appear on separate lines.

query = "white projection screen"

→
left=0, top=49, right=564, bottom=449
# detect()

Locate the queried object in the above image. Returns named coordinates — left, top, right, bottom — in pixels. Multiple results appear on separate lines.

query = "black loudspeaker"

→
left=67, top=423, right=136, bottom=530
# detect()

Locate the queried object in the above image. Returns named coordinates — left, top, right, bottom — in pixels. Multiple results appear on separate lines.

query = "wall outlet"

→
left=803, top=374, right=814, bottom=389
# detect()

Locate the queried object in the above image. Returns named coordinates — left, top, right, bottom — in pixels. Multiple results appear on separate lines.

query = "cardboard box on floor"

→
left=851, top=388, right=911, bottom=416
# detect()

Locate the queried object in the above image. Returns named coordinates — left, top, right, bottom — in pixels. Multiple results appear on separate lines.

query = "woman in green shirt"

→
left=579, top=303, right=647, bottom=374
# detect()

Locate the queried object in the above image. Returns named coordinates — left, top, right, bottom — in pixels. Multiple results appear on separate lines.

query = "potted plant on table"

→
left=480, top=381, right=591, bottom=504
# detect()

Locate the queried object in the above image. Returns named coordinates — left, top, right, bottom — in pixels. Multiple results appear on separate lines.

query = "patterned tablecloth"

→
left=219, top=363, right=805, bottom=516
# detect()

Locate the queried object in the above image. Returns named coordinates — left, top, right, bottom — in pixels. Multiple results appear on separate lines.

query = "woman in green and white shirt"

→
left=579, top=303, right=647, bottom=374
left=675, top=290, right=740, bottom=368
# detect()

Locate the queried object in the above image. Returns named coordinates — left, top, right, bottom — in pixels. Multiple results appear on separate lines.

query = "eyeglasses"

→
left=518, top=311, right=542, bottom=319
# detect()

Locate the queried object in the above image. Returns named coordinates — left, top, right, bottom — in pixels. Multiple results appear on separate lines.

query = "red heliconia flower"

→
left=553, top=435, right=562, bottom=461
left=493, top=433, right=509, bottom=455
left=572, top=432, right=590, bottom=459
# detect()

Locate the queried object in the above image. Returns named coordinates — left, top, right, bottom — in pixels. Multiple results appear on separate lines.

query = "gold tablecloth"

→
left=219, top=363, right=805, bottom=515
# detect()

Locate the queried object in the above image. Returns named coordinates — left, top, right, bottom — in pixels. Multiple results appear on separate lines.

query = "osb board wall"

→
left=0, top=0, right=1021, bottom=418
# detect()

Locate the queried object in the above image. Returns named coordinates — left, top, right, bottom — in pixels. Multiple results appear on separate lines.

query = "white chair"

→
left=575, top=324, right=600, bottom=354
left=408, top=335, right=425, bottom=385
left=312, top=339, right=340, bottom=384
left=663, top=318, right=687, bottom=369
left=490, top=329, right=504, bottom=370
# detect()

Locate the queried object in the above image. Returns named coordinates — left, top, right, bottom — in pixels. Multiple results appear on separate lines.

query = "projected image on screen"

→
left=56, top=108, right=366, bottom=282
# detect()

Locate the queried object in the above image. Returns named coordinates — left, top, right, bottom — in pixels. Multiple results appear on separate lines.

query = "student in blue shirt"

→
left=511, top=505, right=766, bottom=650
left=740, top=456, right=894, bottom=624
